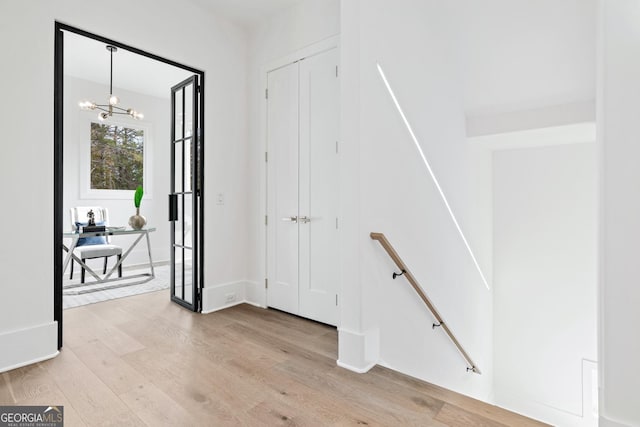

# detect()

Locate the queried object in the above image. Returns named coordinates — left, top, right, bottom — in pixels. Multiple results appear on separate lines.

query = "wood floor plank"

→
left=13, top=386, right=87, bottom=427
left=435, top=402, right=510, bottom=427
left=369, top=366, right=548, bottom=427
left=70, top=340, right=148, bottom=396
left=63, top=307, right=145, bottom=356
left=324, top=365, right=446, bottom=420
left=273, top=357, right=438, bottom=426
left=246, top=397, right=328, bottom=427
left=1, top=293, right=548, bottom=426
left=0, top=372, right=15, bottom=404
left=225, top=354, right=384, bottom=426
left=44, top=346, right=146, bottom=427
left=119, top=382, right=198, bottom=427
left=152, top=377, right=247, bottom=425
left=1, top=363, right=56, bottom=403
left=226, top=322, right=337, bottom=368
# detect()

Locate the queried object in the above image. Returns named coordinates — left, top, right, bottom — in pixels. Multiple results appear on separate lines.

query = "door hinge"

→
left=265, top=151, right=268, bottom=162
left=336, top=141, right=339, bottom=154
left=336, top=65, right=339, bottom=77
left=336, top=217, right=339, bottom=229
left=336, top=294, right=338, bottom=306
left=265, top=215, right=268, bottom=226
left=265, top=278, right=268, bottom=289
left=265, top=88, right=269, bottom=99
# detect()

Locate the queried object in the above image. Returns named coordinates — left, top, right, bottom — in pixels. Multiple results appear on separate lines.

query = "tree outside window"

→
left=90, top=122, right=144, bottom=190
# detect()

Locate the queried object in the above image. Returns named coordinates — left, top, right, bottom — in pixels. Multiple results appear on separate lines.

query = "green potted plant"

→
left=128, top=185, right=146, bottom=230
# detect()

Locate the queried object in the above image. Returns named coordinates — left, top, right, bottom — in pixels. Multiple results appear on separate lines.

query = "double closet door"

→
left=266, top=47, right=339, bottom=326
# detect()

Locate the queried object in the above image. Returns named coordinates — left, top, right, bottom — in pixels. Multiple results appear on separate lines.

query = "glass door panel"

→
left=170, top=75, right=200, bottom=312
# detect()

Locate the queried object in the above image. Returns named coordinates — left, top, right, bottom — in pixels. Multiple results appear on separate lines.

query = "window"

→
left=80, top=117, right=152, bottom=200
left=90, top=122, right=144, bottom=190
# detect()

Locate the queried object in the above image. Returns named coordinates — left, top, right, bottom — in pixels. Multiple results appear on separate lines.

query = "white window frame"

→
left=79, top=114, right=153, bottom=200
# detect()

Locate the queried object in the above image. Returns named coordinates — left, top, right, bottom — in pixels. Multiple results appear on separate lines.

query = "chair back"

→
left=70, top=207, right=111, bottom=243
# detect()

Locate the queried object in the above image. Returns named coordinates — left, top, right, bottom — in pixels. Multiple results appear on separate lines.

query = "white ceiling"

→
left=64, top=0, right=596, bottom=117
left=64, top=31, right=193, bottom=99
left=63, top=0, right=304, bottom=97
left=188, top=0, right=303, bottom=29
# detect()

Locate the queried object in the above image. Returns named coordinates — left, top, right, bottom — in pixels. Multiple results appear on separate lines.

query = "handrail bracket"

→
left=392, top=269, right=406, bottom=279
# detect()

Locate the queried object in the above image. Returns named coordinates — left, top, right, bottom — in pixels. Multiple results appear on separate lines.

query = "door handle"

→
left=169, top=194, right=178, bottom=221
left=298, top=216, right=311, bottom=224
left=281, top=216, right=298, bottom=223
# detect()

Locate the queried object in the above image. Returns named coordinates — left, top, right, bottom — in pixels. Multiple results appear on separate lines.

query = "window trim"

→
left=79, top=113, right=153, bottom=200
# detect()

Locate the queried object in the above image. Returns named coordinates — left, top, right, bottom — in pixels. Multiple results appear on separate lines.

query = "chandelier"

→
left=78, top=45, right=144, bottom=121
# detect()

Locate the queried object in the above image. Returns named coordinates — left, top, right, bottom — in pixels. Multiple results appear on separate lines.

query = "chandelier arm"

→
left=111, top=110, right=133, bottom=116
left=93, top=105, right=111, bottom=113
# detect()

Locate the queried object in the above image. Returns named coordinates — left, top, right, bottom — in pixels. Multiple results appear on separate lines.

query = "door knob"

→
left=298, top=216, right=311, bottom=224
left=281, top=216, right=298, bottom=222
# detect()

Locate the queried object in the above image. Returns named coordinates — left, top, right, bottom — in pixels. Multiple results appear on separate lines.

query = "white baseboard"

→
left=201, top=300, right=245, bottom=314
left=337, top=359, right=376, bottom=373
left=201, top=280, right=249, bottom=313
left=0, top=322, right=59, bottom=373
left=599, top=415, right=633, bottom=427
left=243, top=300, right=266, bottom=309
left=121, top=259, right=169, bottom=271
left=337, top=327, right=379, bottom=373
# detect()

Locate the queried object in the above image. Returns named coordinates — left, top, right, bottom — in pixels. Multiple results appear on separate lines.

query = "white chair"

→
left=70, top=207, right=123, bottom=283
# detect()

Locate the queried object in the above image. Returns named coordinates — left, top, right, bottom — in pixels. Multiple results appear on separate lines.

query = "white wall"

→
left=598, top=1, right=640, bottom=425
left=493, top=142, right=597, bottom=426
left=340, top=0, right=598, bottom=410
left=0, top=0, right=248, bottom=371
left=340, top=0, right=494, bottom=399
left=63, top=76, right=176, bottom=267
left=245, top=0, right=340, bottom=305
left=460, top=0, right=596, bottom=116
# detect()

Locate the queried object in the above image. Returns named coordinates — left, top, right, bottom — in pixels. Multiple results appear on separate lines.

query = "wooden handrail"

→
left=370, top=232, right=481, bottom=374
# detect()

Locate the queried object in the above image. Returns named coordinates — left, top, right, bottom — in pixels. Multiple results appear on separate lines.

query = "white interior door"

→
left=299, top=48, right=339, bottom=325
left=266, top=62, right=299, bottom=315
left=266, top=47, right=339, bottom=326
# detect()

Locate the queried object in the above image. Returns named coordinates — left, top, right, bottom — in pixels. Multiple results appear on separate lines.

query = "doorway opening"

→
left=54, top=23, right=205, bottom=349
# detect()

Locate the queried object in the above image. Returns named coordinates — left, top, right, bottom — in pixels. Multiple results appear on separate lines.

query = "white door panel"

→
left=299, top=48, right=339, bottom=325
left=266, top=47, right=339, bottom=326
left=267, top=62, right=299, bottom=315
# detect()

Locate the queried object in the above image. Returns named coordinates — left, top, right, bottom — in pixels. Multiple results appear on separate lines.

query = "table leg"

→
left=62, top=234, right=80, bottom=273
left=103, top=232, right=146, bottom=281
left=145, top=230, right=155, bottom=279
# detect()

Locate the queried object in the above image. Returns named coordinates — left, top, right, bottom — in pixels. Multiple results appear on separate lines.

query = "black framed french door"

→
left=54, top=22, right=206, bottom=348
left=169, top=76, right=202, bottom=311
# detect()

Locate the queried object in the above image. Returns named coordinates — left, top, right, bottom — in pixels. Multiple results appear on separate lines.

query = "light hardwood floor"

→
left=0, top=291, right=547, bottom=426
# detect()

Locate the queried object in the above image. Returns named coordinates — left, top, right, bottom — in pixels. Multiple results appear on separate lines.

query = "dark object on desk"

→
left=82, top=225, right=106, bottom=233
left=87, top=209, right=96, bottom=226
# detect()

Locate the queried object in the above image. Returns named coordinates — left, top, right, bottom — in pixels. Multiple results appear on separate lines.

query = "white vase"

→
left=128, top=207, right=147, bottom=230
